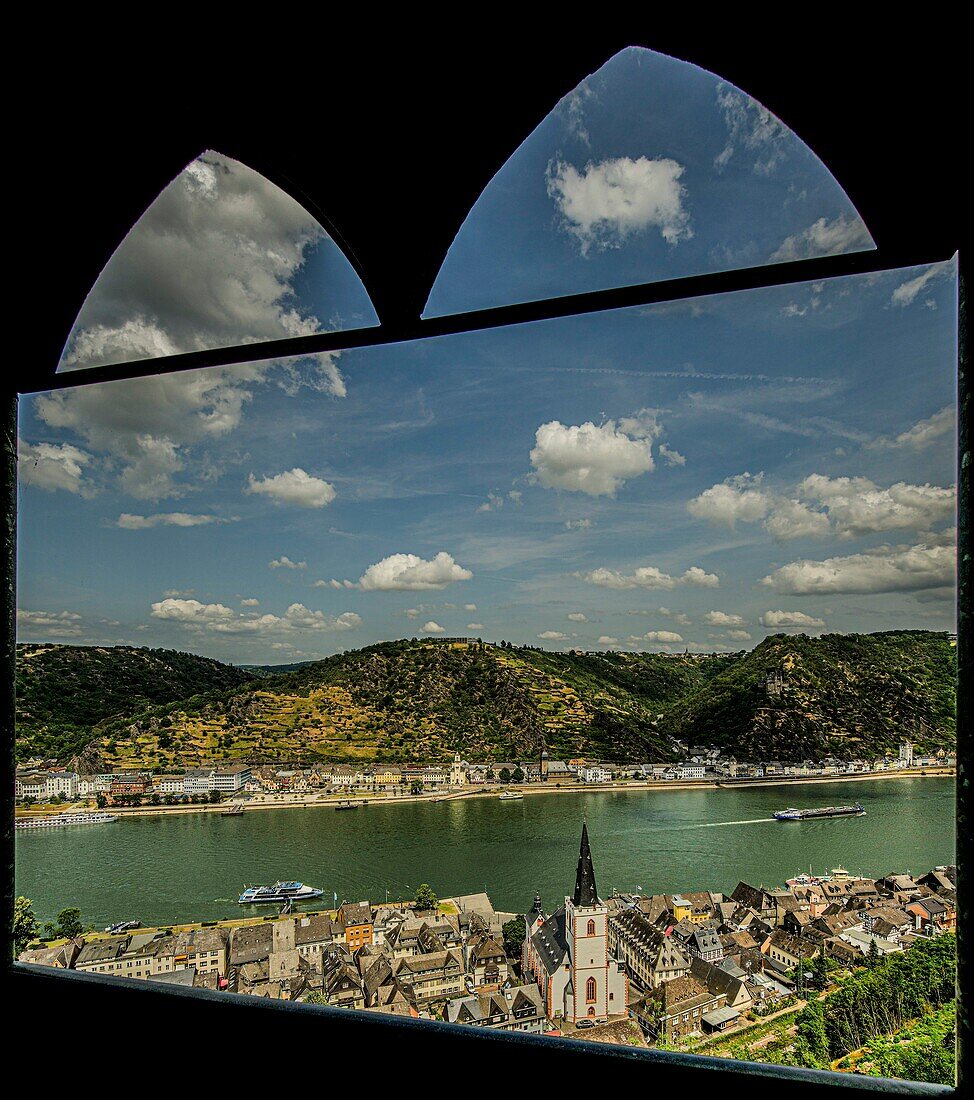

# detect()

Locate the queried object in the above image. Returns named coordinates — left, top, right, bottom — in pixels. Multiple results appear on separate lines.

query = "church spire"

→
left=572, top=821, right=599, bottom=907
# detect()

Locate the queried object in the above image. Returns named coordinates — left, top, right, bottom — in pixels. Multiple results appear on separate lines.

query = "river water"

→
left=15, top=777, right=955, bottom=927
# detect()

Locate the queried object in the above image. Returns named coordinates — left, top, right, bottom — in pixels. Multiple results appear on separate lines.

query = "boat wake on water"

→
left=676, top=818, right=773, bottom=829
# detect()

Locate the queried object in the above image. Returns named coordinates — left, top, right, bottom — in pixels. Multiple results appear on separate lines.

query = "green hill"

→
left=15, top=644, right=258, bottom=764
left=15, top=631, right=956, bottom=769
left=666, top=630, right=956, bottom=761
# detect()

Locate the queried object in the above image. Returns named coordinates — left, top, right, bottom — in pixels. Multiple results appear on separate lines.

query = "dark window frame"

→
left=3, top=30, right=966, bottom=1096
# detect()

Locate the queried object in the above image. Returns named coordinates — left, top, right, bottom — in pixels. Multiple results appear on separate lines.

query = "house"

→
left=608, top=909, right=690, bottom=991
left=906, top=895, right=955, bottom=933
left=765, top=930, right=819, bottom=971
left=338, top=900, right=374, bottom=949
left=632, top=974, right=725, bottom=1043
left=445, top=983, right=547, bottom=1033
left=394, top=948, right=465, bottom=1005
left=688, top=927, right=723, bottom=963
left=467, top=934, right=509, bottom=988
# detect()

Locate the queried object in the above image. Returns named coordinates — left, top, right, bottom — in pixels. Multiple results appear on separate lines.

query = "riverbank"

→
left=15, top=767, right=955, bottom=823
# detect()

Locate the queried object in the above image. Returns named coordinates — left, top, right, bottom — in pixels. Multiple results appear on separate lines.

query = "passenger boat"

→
left=15, top=811, right=118, bottom=830
left=772, top=802, right=865, bottom=821
left=238, top=881, right=324, bottom=904
left=498, top=790, right=524, bottom=801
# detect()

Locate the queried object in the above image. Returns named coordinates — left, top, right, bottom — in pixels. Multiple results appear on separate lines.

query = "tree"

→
left=410, top=779, right=423, bottom=796
left=499, top=767, right=511, bottom=783
left=95, top=793, right=107, bottom=808
left=866, top=937, right=881, bottom=968
left=512, top=767, right=524, bottom=783
left=414, top=883, right=438, bottom=911
left=792, top=999, right=829, bottom=1068
left=502, top=915, right=526, bottom=958
left=56, top=907, right=84, bottom=939
left=13, top=897, right=39, bottom=954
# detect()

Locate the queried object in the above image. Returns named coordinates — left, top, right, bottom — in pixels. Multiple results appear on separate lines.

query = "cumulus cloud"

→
left=467, top=622, right=483, bottom=630
left=760, top=541, right=955, bottom=595
left=116, top=512, right=232, bottom=529
left=422, top=621, right=445, bottom=634
left=726, top=629, right=752, bottom=641
left=464, top=603, right=477, bottom=612
left=240, top=598, right=260, bottom=607
left=891, top=261, right=953, bottom=307
left=18, top=440, right=95, bottom=497
left=687, top=473, right=771, bottom=528
left=769, top=216, right=872, bottom=263
left=565, top=518, right=593, bottom=530
left=530, top=417, right=655, bottom=496
left=868, top=406, right=955, bottom=451
left=703, top=611, right=746, bottom=626
left=356, top=552, right=473, bottom=591
left=568, top=612, right=588, bottom=622
left=40, top=154, right=353, bottom=500
left=16, top=609, right=84, bottom=638
left=597, top=636, right=618, bottom=645
left=269, top=556, right=306, bottom=570
left=247, top=468, right=336, bottom=509
left=759, top=610, right=826, bottom=628
left=546, top=156, right=692, bottom=255
left=580, top=564, right=718, bottom=590
left=538, top=630, right=570, bottom=640
left=639, top=630, right=684, bottom=643
left=689, top=471, right=953, bottom=541
left=151, top=596, right=360, bottom=635
left=799, top=475, right=955, bottom=537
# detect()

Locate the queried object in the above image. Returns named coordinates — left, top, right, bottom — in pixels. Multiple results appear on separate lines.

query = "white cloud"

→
left=568, top=612, right=588, bottom=622
left=799, top=475, right=955, bottom=537
left=703, top=611, right=746, bottom=627
left=240, top=598, right=260, bottom=607
left=580, top=564, right=718, bottom=590
left=16, top=609, right=84, bottom=638
left=760, top=541, right=955, bottom=595
left=464, top=603, right=477, bottom=612
left=714, top=84, right=789, bottom=174
left=247, top=468, right=336, bottom=509
left=60, top=151, right=346, bottom=388
left=467, top=623, right=483, bottom=630
left=726, top=630, right=752, bottom=641
left=762, top=498, right=831, bottom=540
left=477, top=492, right=505, bottom=513
left=547, top=156, right=692, bottom=255
left=269, top=556, right=306, bottom=570
left=597, top=636, right=618, bottom=645
left=658, top=443, right=686, bottom=467
left=689, top=471, right=953, bottom=540
left=538, top=630, right=569, bottom=640
left=18, top=441, right=95, bottom=497
left=759, top=610, right=826, bottom=628
left=530, top=418, right=654, bottom=496
left=687, top=473, right=771, bottom=528
left=565, top=518, right=593, bottom=530
left=116, top=512, right=232, bottom=529
left=891, top=261, right=953, bottom=307
left=152, top=596, right=360, bottom=635
left=769, top=216, right=872, bottom=262
left=640, top=630, right=684, bottom=643
left=869, top=406, right=955, bottom=450
left=421, top=621, right=445, bottom=634
left=151, top=598, right=236, bottom=624
left=357, top=552, right=473, bottom=591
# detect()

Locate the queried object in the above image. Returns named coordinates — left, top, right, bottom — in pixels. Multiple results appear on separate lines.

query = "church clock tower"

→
left=565, top=822, right=612, bottom=1023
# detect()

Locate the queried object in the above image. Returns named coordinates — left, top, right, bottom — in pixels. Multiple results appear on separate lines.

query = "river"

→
left=15, top=777, right=955, bottom=927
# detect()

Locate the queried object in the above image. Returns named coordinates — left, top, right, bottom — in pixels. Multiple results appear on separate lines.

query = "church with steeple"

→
left=522, top=823, right=628, bottom=1025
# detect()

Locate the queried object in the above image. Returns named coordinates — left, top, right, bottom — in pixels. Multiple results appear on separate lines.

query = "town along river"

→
left=15, top=776, right=955, bottom=928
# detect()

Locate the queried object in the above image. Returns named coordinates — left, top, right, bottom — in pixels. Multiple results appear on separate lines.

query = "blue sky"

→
left=17, top=48, right=954, bottom=664
left=18, top=259, right=957, bottom=664
left=425, top=47, right=873, bottom=315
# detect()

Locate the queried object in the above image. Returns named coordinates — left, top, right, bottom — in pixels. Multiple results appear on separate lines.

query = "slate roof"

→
left=530, top=907, right=568, bottom=975
left=573, top=822, right=599, bottom=907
